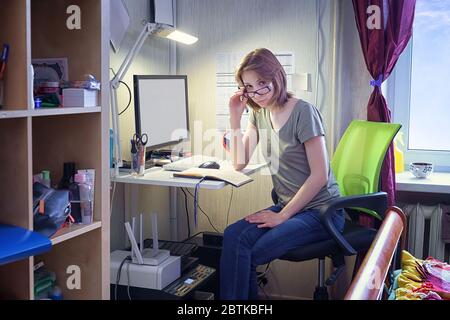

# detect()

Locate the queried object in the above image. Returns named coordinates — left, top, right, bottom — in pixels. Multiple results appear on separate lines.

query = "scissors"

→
left=133, top=133, right=148, bottom=148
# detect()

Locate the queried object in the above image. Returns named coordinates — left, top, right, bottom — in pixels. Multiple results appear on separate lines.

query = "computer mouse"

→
left=198, top=161, right=220, bottom=169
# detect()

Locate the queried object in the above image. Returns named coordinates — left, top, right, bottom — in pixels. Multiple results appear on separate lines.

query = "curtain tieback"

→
left=370, top=74, right=384, bottom=87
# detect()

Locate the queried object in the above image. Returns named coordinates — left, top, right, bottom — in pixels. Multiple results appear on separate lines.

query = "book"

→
left=173, top=167, right=253, bottom=187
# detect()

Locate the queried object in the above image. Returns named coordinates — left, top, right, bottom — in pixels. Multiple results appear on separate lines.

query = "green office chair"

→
left=272, top=120, right=401, bottom=300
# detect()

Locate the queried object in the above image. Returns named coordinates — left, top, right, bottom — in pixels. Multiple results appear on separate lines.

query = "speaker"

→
left=149, top=0, right=174, bottom=27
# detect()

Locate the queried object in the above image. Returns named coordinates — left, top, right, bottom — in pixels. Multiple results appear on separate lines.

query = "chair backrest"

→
left=331, top=120, right=401, bottom=217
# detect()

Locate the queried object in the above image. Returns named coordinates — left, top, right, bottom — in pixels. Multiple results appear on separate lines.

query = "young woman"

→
left=220, top=48, right=344, bottom=300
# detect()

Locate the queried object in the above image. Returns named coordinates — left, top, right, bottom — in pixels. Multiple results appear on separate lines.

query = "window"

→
left=388, top=0, right=450, bottom=171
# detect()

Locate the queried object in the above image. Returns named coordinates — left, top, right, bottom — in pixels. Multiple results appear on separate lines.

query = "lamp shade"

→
left=165, top=30, right=198, bottom=45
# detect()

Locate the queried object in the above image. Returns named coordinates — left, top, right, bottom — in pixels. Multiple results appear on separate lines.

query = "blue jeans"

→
left=219, top=205, right=345, bottom=300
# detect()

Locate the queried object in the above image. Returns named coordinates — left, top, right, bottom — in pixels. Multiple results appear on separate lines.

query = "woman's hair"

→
left=235, top=48, right=293, bottom=112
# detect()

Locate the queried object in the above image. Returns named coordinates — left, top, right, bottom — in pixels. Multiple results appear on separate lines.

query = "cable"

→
left=126, top=260, right=132, bottom=300
left=186, top=187, right=221, bottom=233
left=257, top=262, right=271, bottom=278
left=182, top=231, right=205, bottom=243
left=115, top=255, right=131, bottom=300
left=194, top=178, right=206, bottom=227
left=317, top=0, right=326, bottom=114
left=184, top=188, right=221, bottom=233
left=110, top=67, right=133, bottom=116
left=180, top=187, right=191, bottom=239
left=110, top=180, right=117, bottom=217
left=258, top=283, right=270, bottom=300
left=225, top=186, right=234, bottom=229
left=315, top=0, right=320, bottom=110
left=118, top=80, right=132, bottom=116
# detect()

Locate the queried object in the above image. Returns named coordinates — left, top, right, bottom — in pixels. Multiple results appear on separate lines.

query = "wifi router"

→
left=110, top=212, right=180, bottom=291
left=125, top=213, right=170, bottom=266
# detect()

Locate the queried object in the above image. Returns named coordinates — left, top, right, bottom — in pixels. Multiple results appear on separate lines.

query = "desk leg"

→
left=124, top=183, right=139, bottom=247
left=170, top=186, right=178, bottom=241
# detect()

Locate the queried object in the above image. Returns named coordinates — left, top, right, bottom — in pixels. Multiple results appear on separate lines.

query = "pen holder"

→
left=131, top=152, right=139, bottom=175
left=137, top=146, right=145, bottom=176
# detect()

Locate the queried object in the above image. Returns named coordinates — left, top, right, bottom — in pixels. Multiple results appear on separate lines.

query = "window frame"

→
left=386, top=38, right=450, bottom=173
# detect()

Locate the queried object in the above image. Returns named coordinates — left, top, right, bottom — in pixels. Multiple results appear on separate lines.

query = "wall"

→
left=332, top=0, right=372, bottom=149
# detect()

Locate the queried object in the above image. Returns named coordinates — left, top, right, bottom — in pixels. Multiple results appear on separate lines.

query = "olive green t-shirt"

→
left=249, top=99, right=340, bottom=210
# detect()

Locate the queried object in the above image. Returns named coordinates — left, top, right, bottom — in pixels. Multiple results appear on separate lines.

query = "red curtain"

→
left=352, top=0, right=416, bottom=211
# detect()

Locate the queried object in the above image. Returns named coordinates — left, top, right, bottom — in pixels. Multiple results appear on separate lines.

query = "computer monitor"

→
left=134, top=75, right=189, bottom=151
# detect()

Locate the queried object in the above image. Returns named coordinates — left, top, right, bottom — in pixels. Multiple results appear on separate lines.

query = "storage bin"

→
left=62, top=88, right=97, bottom=107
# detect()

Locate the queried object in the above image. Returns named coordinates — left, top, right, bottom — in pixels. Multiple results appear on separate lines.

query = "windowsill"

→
left=396, top=171, right=450, bottom=194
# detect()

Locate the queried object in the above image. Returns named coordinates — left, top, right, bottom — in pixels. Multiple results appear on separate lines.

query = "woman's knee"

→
left=223, top=218, right=261, bottom=249
left=224, top=219, right=250, bottom=239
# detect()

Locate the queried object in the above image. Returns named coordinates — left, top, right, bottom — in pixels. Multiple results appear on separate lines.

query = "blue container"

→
left=34, top=98, right=42, bottom=109
left=49, top=286, right=63, bottom=300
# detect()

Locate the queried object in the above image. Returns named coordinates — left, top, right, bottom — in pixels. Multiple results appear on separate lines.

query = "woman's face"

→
left=241, top=70, right=274, bottom=108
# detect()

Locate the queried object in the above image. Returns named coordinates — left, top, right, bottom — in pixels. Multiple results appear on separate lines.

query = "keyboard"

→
left=143, top=239, right=197, bottom=257
left=162, top=155, right=219, bottom=172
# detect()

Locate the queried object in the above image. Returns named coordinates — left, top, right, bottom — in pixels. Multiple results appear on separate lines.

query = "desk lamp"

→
left=110, top=22, right=198, bottom=176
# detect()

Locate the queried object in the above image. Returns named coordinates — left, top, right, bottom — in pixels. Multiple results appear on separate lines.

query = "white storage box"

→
left=62, top=88, right=98, bottom=107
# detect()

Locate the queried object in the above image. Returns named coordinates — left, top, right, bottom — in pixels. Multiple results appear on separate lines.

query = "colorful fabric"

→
left=394, top=250, right=450, bottom=300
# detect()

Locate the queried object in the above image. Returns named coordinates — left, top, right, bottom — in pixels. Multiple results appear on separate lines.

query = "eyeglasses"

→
left=241, top=84, right=272, bottom=99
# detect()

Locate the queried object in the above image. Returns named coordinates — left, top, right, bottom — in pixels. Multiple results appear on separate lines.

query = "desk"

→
left=111, top=162, right=267, bottom=241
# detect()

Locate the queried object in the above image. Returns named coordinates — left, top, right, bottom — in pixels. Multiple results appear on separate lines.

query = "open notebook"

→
left=173, top=167, right=253, bottom=187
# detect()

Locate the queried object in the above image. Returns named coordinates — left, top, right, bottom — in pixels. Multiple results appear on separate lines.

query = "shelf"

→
left=0, top=110, right=30, bottom=119
left=29, top=107, right=102, bottom=117
left=50, top=221, right=102, bottom=245
left=0, top=0, right=108, bottom=300
left=396, top=171, right=450, bottom=194
left=36, top=225, right=102, bottom=299
left=0, top=107, right=102, bottom=119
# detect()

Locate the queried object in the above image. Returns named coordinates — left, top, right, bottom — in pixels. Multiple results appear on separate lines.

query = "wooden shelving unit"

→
left=50, top=221, right=102, bottom=246
left=0, top=107, right=102, bottom=119
left=0, top=0, right=110, bottom=300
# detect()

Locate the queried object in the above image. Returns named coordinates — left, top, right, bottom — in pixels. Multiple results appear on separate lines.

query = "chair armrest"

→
left=345, top=207, right=406, bottom=300
left=319, top=192, right=388, bottom=256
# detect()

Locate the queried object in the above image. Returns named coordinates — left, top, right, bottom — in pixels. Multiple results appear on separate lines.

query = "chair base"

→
left=326, top=264, right=346, bottom=286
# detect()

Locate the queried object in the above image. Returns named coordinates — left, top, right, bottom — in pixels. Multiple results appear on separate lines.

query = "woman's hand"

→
left=245, top=209, right=288, bottom=228
left=229, top=88, right=248, bottom=124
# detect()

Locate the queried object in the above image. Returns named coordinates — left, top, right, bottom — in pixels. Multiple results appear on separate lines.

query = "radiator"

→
left=402, top=203, right=449, bottom=262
